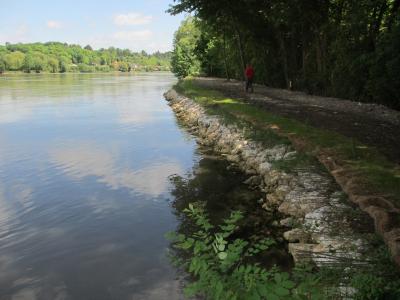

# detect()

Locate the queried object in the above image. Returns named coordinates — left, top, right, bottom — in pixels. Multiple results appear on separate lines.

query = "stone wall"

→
left=164, top=89, right=374, bottom=268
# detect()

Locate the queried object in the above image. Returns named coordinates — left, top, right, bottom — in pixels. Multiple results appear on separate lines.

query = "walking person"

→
left=245, top=63, right=254, bottom=93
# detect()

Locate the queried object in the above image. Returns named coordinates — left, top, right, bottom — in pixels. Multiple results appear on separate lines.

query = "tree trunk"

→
left=278, top=31, right=290, bottom=89
left=369, top=1, right=388, bottom=49
left=301, top=31, right=307, bottom=81
left=222, top=30, right=230, bottom=80
left=234, top=26, right=246, bottom=80
left=315, top=35, right=323, bottom=74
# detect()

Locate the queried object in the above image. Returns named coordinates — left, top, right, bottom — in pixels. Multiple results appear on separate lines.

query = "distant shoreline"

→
left=0, top=70, right=172, bottom=75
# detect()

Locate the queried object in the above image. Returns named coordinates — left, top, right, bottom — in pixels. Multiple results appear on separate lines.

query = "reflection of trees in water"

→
left=168, top=150, right=293, bottom=270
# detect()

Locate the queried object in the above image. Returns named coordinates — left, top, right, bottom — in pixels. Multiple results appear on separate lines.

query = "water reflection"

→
left=168, top=148, right=293, bottom=270
left=0, top=73, right=193, bottom=299
left=49, top=142, right=183, bottom=197
left=0, top=73, right=173, bottom=126
left=0, top=104, right=34, bottom=124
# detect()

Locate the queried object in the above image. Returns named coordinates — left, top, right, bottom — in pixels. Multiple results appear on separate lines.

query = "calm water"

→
left=0, top=73, right=271, bottom=300
left=0, top=73, right=198, bottom=300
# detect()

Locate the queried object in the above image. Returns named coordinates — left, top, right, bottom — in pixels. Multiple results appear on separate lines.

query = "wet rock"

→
left=258, top=162, right=272, bottom=174
left=283, top=228, right=311, bottom=243
left=280, top=217, right=295, bottom=227
left=262, top=203, right=274, bottom=212
left=243, top=175, right=262, bottom=187
left=288, top=243, right=320, bottom=264
left=266, top=193, right=282, bottom=206
left=226, top=154, right=240, bottom=163
left=271, top=220, right=280, bottom=227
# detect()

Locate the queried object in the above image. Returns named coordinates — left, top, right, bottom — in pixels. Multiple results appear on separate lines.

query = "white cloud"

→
left=46, top=20, right=62, bottom=29
left=113, top=30, right=153, bottom=41
left=146, top=41, right=172, bottom=53
left=49, top=142, right=183, bottom=196
left=84, top=30, right=154, bottom=51
left=113, top=13, right=153, bottom=26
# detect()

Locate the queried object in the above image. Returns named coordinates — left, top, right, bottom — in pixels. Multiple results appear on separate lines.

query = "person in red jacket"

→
left=245, top=63, right=254, bottom=93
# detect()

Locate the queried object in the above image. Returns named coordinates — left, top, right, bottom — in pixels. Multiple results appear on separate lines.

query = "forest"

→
left=0, top=42, right=171, bottom=73
left=169, top=0, right=400, bottom=110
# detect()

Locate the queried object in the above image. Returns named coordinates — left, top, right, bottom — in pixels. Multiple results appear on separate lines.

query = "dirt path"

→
left=193, top=78, right=400, bottom=164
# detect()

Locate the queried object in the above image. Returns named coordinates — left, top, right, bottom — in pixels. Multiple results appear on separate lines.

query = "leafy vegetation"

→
left=167, top=202, right=400, bottom=299
left=167, top=154, right=400, bottom=299
left=171, top=17, right=201, bottom=78
left=166, top=202, right=327, bottom=299
left=0, top=42, right=171, bottom=73
left=169, top=1, right=400, bottom=109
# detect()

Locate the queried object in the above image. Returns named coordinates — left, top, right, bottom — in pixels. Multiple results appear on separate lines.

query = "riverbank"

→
left=0, top=70, right=171, bottom=75
left=191, top=77, right=400, bottom=164
left=164, top=80, right=400, bottom=297
left=170, top=79, right=400, bottom=265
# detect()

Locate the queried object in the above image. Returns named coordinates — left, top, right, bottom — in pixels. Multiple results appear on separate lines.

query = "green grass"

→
left=174, top=79, right=400, bottom=205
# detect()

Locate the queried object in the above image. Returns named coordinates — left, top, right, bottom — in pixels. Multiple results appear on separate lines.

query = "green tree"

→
left=118, top=61, right=130, bottom=72
left=0, top=42, right=171, bottom=74
left=0, top=58, right=5, bottom=73
left=31, top=52, right=46, bottom=73
left=4, top=51, right=25, bottom=70
left=171, top=17, right=201, bottom=78
left=22, top=53, right=34, bottom=73
left=58, top=56, right=70, bottom=72
left=169, top=0, right=400, bottom=109
left=47, top=57, right=59, bottom=73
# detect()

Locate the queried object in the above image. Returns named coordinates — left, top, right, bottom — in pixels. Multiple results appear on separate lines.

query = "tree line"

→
left=170, top=0, right=400, bottom=110
left=0, top=42, right=171, bottom=74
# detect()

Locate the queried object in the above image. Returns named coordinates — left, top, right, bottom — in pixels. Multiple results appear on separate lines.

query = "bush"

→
left=166, top=202, right=326, bottom=299
left=78, top=63, right=95, bottom=73
left=95, top=65, right=110, bottom=72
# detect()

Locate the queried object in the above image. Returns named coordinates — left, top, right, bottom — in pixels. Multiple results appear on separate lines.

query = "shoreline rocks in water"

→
left=164, top=88, right=375, bottom=269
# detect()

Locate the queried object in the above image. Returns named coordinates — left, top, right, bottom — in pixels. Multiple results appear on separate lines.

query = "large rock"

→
left=283, top=228, right=311, bottom=243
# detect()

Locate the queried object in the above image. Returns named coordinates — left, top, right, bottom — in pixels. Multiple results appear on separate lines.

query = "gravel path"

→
left=193, top=78, right=400, bottom=164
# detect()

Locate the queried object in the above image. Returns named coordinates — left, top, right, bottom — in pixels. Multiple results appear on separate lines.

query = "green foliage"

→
left=0, top=58, right=5, bottom=73
left=0, top=42, right=172, bottom=73
left=350, top=242, right=400, bottom=300
left=351, top=274, right=400, bottom=300
left=166, top=202, right=327, bottom=299
left=3, top=50, right=25, bottom=70
left=171, top=17, right=201, bottom=78
left=78, top=63, right=95, bottom=73
left=169, top=1, right=400, bottom=109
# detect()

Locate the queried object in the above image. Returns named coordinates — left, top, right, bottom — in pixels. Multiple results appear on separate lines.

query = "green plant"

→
left=349, top=243, right=400, bottom=300
left=166, top=202, right=326, bottom=299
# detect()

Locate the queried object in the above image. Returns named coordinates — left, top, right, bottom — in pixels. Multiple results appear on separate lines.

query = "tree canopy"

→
left=171, top=17, right=201, bottom=78
left=169, top=0, right=400, bottom=109
left=0, top=42, right=172, bottom=73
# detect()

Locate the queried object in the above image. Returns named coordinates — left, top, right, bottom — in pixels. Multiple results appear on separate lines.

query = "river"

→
left=0, top=73, right=200, bottom=299
left=0, top=72, right=270, bottom=300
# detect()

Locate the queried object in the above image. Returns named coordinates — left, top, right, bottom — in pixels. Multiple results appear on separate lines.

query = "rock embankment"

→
left=164, top=89, right=377, bottom=268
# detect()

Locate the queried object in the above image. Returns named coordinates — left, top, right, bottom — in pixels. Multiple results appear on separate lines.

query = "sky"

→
left=0, top=0, right=186, bottom=53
